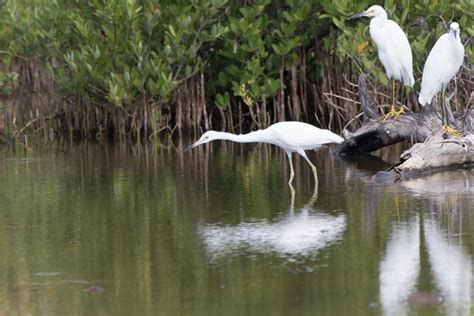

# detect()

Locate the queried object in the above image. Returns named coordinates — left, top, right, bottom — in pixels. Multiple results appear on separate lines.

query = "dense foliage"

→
left=0, top=0, right=472, bottom=140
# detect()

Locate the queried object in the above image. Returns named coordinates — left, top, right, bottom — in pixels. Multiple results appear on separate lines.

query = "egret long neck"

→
left=374, top=9, right=388, bottom=20
left=452, top=30, right=461, bottom=42
left=215, top=130, right=270, bottom=144
left=370, top=10, right=388, bottom=28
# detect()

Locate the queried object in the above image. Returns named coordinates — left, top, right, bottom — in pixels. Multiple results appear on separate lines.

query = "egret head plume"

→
left=449, top=22, right=460, bottom=39
left=449, top=22, right=460, bottom=31
left=348, top=5, right=386, bottom=20
left=365, top=5, right=385, bottom=17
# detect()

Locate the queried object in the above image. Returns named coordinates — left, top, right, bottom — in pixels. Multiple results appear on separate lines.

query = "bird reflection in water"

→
left=198, top=188, right=346, bottom=267
left=379, top=216, right=420, bottom=316
left=424, top=219, right=471, bottom=315
left=379, top=170, right=472, bottom=316
left=401, top=169, right=474, bottom=197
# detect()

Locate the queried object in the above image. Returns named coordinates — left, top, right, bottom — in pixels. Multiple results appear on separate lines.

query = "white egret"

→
left=186, top=121, right=344, bottom=185
left=348, top=5, right=414, bottom=121
left=418, top=22, right=465, bottom=136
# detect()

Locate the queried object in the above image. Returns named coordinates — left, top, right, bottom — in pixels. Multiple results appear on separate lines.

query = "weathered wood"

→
left=337, top=108, right=441, bottom=155
left=337, top=76, right=474, bottom=179
left=337, top=77, right=442, bottom=156
left=392, top=134, right=474, bottom=180
left=462, top=104, right=474, bottom=134
left=357, top=76, right=378, bottom=121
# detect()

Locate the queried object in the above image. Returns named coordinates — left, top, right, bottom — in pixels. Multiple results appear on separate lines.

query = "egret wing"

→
left=419, top=34, right=450, bottom=105
left=267, top=122, right=341, bottom=151
left=386, top=20, right=414, bottom=86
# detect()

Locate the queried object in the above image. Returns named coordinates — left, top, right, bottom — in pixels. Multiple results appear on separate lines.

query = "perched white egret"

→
left=186, top=121, right=344, bottom=185
left=348, top=5, right=414, bottom=120
left=418, top=22, right=465, bottom=136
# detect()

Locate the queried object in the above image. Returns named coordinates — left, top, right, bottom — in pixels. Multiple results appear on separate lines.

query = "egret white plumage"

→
left=348, top=5, right=414, bottom=121
left=418, top=22, right=465, bottom=136
left=186, top=121, right=344, bottom=185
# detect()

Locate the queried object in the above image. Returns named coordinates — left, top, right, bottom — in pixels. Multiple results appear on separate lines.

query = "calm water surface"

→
left=0, top=142, right=473, bottom=315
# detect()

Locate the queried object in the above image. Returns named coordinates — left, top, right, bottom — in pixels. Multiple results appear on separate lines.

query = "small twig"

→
left=342, top=74, right=359, bottom=88
left=323, top=92, right=361, bottom=105
left=342, top=112, right=364, bottom=131
left=15, top=114, right=58, bottom=136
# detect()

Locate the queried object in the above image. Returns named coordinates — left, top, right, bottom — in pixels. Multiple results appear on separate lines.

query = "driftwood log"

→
left=337, top=76, right=474, bottom=180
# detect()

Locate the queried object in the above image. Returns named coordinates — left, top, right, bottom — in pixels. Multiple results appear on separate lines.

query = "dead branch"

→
left=337, top=76, right=474, bottom=179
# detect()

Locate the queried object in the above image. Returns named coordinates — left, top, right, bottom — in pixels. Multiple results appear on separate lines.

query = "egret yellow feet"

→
left=442, top=125, right=463, bottom=137
left=381, top=105, right=405, bottom=122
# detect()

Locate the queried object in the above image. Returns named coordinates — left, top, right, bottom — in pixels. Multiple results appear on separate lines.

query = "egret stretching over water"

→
left=186, top=122, right=344, bottom=185
left=348, top=5, right=414, bottom=120
left=419, top=22, right=465, bottom=136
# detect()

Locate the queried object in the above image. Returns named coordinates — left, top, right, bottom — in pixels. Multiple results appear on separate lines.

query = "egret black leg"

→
left=440, top=85, right=463, bottom=137
left=381, top=79, right=404, bottom=121
left=399, top=85, right=405, bottom=107
left=441, top=85, right=447, bottom=126
left=391, top=79, right=396, bottom=110
left=393, top=83, right=406, bottom=119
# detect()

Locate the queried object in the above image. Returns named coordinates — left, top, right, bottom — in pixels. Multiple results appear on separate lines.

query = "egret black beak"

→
left=347, top=11, right=367, bottom=20
left=185, top=141, right=200, bottom=152
left=184, top=142, right=199, bottom=151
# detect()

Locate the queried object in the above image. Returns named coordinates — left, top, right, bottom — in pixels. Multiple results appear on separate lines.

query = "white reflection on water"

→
left=401, top=170, right=474, bottom=197
left=379, top=216, right=420, bottom=316
left=424, top=219, right=472, bottom=316
left=379, top=215, right=473, bottom=316
left=198, top=199, right=346, bottom=262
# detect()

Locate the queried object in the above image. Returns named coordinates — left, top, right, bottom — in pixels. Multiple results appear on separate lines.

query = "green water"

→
left=0, top=143, right=473, bottom=315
